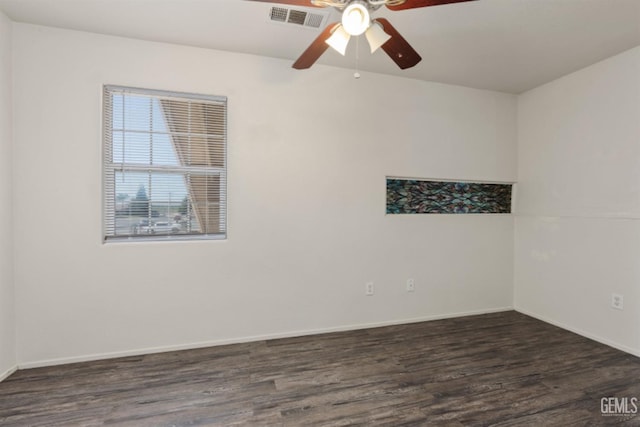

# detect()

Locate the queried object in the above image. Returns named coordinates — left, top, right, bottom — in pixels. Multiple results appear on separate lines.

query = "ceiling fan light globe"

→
left=365, top=21, right=391, bottom=53
left=325, top=25, right=351, bottom=56
left=342, top=2, right=370, bottom=36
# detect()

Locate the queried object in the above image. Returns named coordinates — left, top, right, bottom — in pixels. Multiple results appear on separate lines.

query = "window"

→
left=103, top=86, right=227, bottom=242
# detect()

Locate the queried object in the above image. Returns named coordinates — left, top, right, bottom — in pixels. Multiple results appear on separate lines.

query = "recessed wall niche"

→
left=386, top=178, right=512, bottom=214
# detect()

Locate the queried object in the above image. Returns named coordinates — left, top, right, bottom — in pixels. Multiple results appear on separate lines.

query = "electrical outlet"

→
left=406, top=278, right=415, bottom=292
left=611, top=293, right=624, bottom=310
left=365, top=282, right=374, bottom=296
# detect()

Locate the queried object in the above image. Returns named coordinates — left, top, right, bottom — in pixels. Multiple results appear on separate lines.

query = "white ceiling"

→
left=0, top=0, right=639, bottom=93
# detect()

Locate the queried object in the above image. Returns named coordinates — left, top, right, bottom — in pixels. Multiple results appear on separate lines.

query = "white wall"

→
left=13, top=24, right=516, bottom=367
left=0, top=10, right=16, bottom=380
left=515, top=46, right=640, bottom=356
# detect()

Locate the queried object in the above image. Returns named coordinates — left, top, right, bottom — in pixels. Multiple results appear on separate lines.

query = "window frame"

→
left=102, top=85, right=228, bottom=243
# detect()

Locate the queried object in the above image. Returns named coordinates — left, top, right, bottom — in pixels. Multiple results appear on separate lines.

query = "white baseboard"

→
left=515, top=307, right=640, bottom=358
left=0, top=365, right=17, bottom=383
left=19, top=306, right=513, bottom=370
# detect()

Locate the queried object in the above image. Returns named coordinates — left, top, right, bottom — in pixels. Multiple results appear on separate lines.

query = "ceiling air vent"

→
left=270, top=7, right=288, bottom=22
left=305, top=12, right=324, bottom=28
left=269, top=6, right=327, bottom=29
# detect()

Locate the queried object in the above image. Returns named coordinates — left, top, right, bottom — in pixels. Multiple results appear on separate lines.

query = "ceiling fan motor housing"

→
left=311, top=0, right=383, bottom=12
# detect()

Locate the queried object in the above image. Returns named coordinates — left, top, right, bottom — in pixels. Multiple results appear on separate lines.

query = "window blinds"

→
left=103, top=85, right=227, bottom=241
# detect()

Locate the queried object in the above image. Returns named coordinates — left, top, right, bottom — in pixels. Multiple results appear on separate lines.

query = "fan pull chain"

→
left=354, top=36, right=361, bottom=79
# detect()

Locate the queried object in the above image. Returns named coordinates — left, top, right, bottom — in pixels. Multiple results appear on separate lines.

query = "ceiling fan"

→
left=248, top=0, right=476, bottom=70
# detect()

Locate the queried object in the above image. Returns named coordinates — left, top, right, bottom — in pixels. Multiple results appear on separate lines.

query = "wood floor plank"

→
left=1, top=311, right=640, bottom=426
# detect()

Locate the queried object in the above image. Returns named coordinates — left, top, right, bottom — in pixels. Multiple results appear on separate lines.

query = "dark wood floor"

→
left=1, top=311, right=640, bottom=426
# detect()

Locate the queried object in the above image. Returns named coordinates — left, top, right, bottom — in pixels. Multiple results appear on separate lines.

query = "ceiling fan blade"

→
left=245, top=0, right=322, bottom=7
left=375, top=18, right=422, bottom=70
left=292, top=23, right=339, bottom=69
left=387, top=0, right=476, bottom=11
